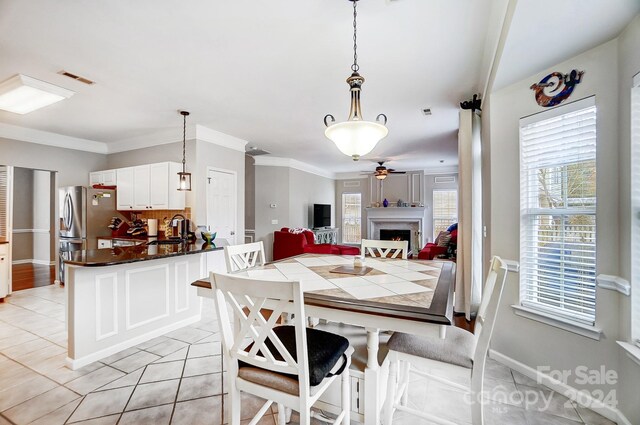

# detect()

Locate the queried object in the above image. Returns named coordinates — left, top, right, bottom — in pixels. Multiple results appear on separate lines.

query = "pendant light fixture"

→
left=177, top=110, right=191, bottom=191
left=324, top=0, right=388, bottom=161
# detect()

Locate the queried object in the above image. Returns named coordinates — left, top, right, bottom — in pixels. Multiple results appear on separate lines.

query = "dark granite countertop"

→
left=64, top=240, right=227, bottom=267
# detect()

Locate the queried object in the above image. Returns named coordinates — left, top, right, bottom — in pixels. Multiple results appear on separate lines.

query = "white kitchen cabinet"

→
left=116, top=167, right=135, bottom=210
left=0, top=243, right=9, bottom=299
left=90, top=170, right=116, bottom=186
left=106, top=162, right=185, bottom=211
left=133, top=165, right=151, bottom=210
left=149, top=163, right=169, bottom=209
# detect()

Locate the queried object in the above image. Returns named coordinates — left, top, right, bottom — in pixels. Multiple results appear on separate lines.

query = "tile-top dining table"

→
left=192, top=253, right=455, bottom=425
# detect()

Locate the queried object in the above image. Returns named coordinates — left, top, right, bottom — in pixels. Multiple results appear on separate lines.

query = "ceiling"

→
left=1, top=1, right=637, bottom=175
left=494, top=0, right=640, bottom=90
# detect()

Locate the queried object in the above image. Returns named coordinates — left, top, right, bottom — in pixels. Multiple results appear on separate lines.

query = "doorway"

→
left=6, top=167, right=56, bottom=291
left=206, top=167, right=237, bottom=245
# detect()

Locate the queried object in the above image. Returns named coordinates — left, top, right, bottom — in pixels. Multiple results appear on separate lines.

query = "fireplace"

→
left=380, top=229, right=412, bottom=253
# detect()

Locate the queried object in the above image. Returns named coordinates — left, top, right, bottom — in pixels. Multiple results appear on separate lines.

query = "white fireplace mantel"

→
left=365, top=207, right=427, bottom=254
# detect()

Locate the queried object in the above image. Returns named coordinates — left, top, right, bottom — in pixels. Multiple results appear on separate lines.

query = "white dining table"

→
left=193, top=253, right=456, bottom=425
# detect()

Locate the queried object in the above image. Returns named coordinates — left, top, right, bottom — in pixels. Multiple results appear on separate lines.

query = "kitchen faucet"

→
left=170, top=214, right=187, bottom=240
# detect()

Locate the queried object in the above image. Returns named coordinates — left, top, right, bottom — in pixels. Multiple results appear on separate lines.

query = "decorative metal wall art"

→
left=530, top=70, right=584, bottom=107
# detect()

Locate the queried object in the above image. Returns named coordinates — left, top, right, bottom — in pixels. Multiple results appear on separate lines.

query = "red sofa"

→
left=418, top=229, right=457, bottom=260
left=273, top=228, right=360, bottom=261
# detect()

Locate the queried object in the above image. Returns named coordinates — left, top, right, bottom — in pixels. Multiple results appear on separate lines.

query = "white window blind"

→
left=433, top=190, right=457, bottom=239
left=342, top=193, right=361, bottom=244
left=520, top=98, right=597, bottom=326
left=0, top=166, right=7, bottom=238
left=631, top=76, right=640, bottom=347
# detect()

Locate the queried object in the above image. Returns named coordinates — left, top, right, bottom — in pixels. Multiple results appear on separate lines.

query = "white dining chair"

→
left=224, top=241, right=266, bottom=272
left=210, top=272, right=354, bottom=425
left=383, top=256, right=509, bottom=425
left=361, top=239, right=409, bottom=259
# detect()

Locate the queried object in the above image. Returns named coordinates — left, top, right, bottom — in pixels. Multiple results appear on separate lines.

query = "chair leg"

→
left=285, top=408, right=292, bottom=423
left=384, top=357, right=398, bottom=425
left=277, top=404, right=286, bottom=425
left=470, top=368, right=484, bottom=425
left=400, top=361, right=410, bottom=407
left=229, top=382, right=242, bottom=425
left=341, top=369, right=351, bottom=425
left=299, top=408, right=311, bottom=425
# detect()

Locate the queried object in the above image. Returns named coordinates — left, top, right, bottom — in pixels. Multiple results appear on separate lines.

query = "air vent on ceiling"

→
left=245, top=147, right=271, bottom=156
left=58, top=70, right=95, bottom=85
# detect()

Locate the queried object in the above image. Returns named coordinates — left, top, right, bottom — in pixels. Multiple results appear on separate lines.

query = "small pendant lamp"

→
left=177, top=110, right=191, bottom=191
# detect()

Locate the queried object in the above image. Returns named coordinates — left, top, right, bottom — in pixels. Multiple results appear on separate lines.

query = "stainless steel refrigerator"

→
left=58, top=186, right=118, bottom=283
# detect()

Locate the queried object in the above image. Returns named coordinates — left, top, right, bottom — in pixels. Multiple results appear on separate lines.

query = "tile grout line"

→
left=168, top=344, right=191, bottom=424
left=113, top=363, right=149, bottom=425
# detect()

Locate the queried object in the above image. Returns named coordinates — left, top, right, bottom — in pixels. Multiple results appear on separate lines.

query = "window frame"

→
left=631, top=73, right=640, bottom=348
left=518, top=96, right=598, bottom=330
left=341, top=192, right=362, bottom=245
left=432, top=189, right=458, bottom=241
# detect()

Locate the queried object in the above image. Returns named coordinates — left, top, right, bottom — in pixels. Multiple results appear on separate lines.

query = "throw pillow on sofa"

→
left=435, top=231, right=451, bottom=247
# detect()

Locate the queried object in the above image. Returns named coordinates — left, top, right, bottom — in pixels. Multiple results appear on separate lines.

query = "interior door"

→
left=206, top=168, right=237, bottom=245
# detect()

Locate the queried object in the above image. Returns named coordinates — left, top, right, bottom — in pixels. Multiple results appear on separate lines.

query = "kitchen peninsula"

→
left=65, top=240, right=227, bottom=369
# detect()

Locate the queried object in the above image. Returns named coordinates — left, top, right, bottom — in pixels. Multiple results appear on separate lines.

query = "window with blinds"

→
left=519, top=97, right=597, bottom=326
left=631, top=77, right=640, bottom=347
left=433, top=190, right=457, bottom=239
left=342, top=193, right=361, bottom=244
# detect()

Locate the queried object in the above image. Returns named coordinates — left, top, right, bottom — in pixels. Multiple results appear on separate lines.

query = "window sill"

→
left=596, top=274, right=630, bottom=296
left=617, top=341, right=640, bottom=367
left=511, top=304, right=602, bottom=340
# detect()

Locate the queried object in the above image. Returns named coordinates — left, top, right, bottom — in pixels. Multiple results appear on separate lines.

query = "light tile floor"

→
left=0, top=285, right=616, bottom=425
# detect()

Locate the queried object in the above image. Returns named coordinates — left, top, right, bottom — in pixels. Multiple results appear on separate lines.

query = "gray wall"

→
left=488, top=38, right=623, bottom=399
left=245, top=156, right=255, bottom=230
left=0, top=137, right=107, bottom=187
left=288, top=168, right=335, bottom=230
left=254, top=166, right=290, bottom=261
left=614, top=14, right=640, bottom=424
left=12, top=168, right=34, bottom=262
left=252, top=166, right=334, bottom=261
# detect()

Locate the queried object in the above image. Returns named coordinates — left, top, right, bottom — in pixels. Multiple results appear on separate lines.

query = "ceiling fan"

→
left=362, top=161, right=406, bottom=180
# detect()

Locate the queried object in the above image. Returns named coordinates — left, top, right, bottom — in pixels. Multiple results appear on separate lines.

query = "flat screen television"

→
left=313, top=204, right=331, bottom=228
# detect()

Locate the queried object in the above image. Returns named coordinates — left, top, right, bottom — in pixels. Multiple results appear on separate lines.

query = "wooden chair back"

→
left=224, top=241, right=266, bottom=272
left=361, top=239, right=409, bottom=259
left=210, top=272, right=311, bottom=399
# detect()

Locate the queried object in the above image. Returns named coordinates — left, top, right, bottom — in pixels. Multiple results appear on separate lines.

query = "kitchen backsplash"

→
left=121, top=208, right=191, bottom=233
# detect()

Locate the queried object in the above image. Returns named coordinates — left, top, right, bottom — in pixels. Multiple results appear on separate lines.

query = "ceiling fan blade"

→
left=389, top=171, right=406, bottom=174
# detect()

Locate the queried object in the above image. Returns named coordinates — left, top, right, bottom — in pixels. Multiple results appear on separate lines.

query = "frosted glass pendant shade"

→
left=325, top=120, right=388, bottom=160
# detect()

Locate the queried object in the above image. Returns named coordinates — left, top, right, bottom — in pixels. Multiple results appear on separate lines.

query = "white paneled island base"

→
left=66, top=248, right=226, bottom=369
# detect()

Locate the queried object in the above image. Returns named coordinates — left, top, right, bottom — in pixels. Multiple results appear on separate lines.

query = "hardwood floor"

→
left=454, top=313, right=475, bottom=333
left=11, top=264, right=55, bottom=291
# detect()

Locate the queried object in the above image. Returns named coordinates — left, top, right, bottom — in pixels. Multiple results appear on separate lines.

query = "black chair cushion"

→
left=239, top=325, right=349, bottom=386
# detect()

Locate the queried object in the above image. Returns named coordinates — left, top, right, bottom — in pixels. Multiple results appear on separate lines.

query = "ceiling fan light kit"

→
left=324, top=0, right=388, bottom=162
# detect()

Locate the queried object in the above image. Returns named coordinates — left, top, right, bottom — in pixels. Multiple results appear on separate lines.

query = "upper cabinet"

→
left=89, top=169, right=116, bottom=186
left=101, top=162, right=185, bottom=211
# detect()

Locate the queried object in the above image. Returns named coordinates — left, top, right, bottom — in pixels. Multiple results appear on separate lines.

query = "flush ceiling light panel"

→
left=0, top=74, right=75, bottom=114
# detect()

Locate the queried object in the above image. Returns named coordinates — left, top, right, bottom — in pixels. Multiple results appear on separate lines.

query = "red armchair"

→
left=273, top=228, right=360, bottom=261
left=418, top=229, right=457, bottom=260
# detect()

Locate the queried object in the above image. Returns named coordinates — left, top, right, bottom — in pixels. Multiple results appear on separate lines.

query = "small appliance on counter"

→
left=147, top=219, right=158, bottom=237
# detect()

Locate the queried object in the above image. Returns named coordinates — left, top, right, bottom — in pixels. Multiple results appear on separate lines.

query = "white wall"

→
left=488, top=38, right=623, bottom=400
left=32, top=170, right=51, bottom=263
left=614, top=15, right=640, bottom=425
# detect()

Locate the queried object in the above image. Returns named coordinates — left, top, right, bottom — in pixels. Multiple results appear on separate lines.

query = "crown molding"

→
left=195, top=125, right=248, bottom=153
left=0, top=122, right=108, bottom=154
left=106, top=126, right=197, bottom=154
left=253, top=156, right=336, bottom=180
left=334, top=172, right=368, bottom=180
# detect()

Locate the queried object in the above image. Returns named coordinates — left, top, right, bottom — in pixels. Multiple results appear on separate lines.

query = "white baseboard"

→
left=12, top=259, right=55, bottom=266
left=66, top=314, right=201, bottom=370
left=489, top=349, right=631, bottom=425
